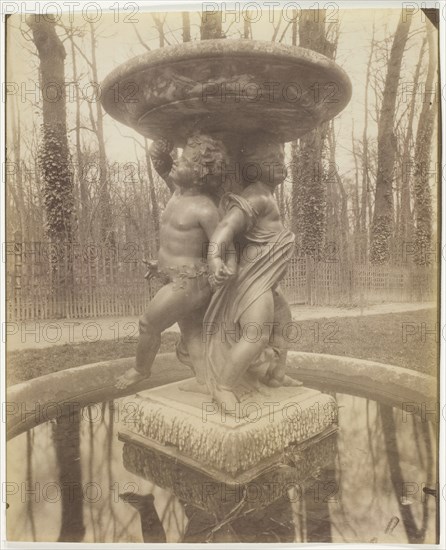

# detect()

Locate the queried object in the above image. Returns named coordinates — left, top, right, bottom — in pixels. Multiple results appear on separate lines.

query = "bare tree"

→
left=291, top=9, right=335, bottom=258
left=370, top=13, right=412, bottom=263
left=359, top=25, right=375, bottom=262
left=201, top=10, right=223, bottom=39
left=26, top=14, right=74, bottom=244
left=395, top=36, right=426, bottom=251
left=8, top=96, right=26, bottom=237
left=182, top=12, right=191, bottom=42
left=144, top=139, right=161, bottom=249
left=68, top=23, right=90, bottom=242
left=413, top=18, right=437, bottom=264
left=89, top=21, right=114, bottom=246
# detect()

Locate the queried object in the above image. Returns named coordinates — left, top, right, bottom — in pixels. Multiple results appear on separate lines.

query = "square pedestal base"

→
left=119, top=379, right=338, bottom=483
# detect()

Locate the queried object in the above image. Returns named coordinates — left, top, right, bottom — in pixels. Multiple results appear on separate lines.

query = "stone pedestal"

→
left=119, top=380, right=338, bottom=516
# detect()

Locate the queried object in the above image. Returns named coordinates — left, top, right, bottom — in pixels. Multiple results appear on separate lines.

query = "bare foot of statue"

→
left=115, top=367, right=148, bottom=390
left=266, top=374, right=303, bottom=388
left=242, top=370, right=271, bottom=395
left=213, top=385, right=240, bottom=417
left=179, top=378, right=210, bottom=395
left=245, top=348, right=276, bottom=392
left=282, top=374, right=303, bottom=387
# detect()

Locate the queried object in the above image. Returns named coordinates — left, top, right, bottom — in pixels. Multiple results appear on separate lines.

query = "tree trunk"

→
left=26, top=15, right=74, bottom=244
left=9, top=97, right=27, bottom=237
left=90, top=22, right=114, bottom=247
left=243, top=18, right=251, bottom=39
left=291, top=9, right=334, bottom=258
left=201, top=11, right=223, bottom=39
left=69, top=25, right=88, bottom=243
left=352, top=125, right=361, bottom=261
left=399, top=37, right=426, bottom=249
left=413, top=19, right=437, bottom=265
left=328, top=123, right=349, bottom=262
left=182, top=12, right=191, bottom=42
left=370, top=13, right=412, bottom=263
left=53, top=408, right=85, bottom=542
left=144, top=139, right=160, bottom=251
left=360, top=27, right=375, bottom=263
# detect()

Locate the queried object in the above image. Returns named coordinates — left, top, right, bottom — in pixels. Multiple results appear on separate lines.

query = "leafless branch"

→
left=132, top=23, right=151, bottom=51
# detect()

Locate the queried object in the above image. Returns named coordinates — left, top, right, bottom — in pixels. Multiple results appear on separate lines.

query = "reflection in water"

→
left=52, top=407, right=85, bottom=541
left=179, top=494, right=297, bottom=543
left=303, top=464, right=334, bottom=542
left=25, top=430, right=36, bottom=541
left=119, top=492, right=166, bottom=543
left=379, top=403, right=433, bottom=543
left=7, top=394, right=437, bottom=543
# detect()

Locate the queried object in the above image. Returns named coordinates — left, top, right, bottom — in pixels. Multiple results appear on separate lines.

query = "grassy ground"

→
left=7, top=309, right=438, bottom=386
left=288, top=308, right=438, bottom=376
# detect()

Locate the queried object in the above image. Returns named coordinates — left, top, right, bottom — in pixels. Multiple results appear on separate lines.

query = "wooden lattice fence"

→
left=281, top=257, right=436, bottom=307
left=5, top=239, right=437, bottom=321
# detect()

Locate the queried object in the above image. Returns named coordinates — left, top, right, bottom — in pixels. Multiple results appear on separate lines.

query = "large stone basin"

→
left=100, top=39, right=352, bottom=146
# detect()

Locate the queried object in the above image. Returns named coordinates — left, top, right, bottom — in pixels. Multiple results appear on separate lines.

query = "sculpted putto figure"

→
left=205, top=136, right=301, bottom=411
left=116, top=133, right=227, bottom=390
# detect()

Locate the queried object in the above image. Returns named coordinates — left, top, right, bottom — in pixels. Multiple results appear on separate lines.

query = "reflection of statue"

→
left=205, top=136, right=301, bottom=411
left=116, top=132, right=227, bottom=390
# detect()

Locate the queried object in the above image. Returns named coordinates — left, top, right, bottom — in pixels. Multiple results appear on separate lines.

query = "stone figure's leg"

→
left=178, top=304, right=210, bottom=394
left=221, top=290, right=274, bottom=388
left=115, top=279, right=210, bottom=389
left=272, top=286, right=291, bottom=349
left=211, top=291, right=274, bottom=412
left=268, top=286, right=302, bottom=387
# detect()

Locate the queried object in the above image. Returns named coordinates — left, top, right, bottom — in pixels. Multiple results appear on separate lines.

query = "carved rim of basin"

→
left=100, top=39, right=352, bottom=146
left=6, top=352, right=436, bottom=440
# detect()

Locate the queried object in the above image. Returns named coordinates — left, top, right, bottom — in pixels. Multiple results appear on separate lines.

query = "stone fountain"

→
left=101, top=38, right=352, bottom=541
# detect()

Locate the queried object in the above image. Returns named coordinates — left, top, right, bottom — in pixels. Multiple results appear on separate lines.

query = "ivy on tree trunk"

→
left=291, top=10, right=334, bottom=259
left=26, top=15, right=74, bottom=244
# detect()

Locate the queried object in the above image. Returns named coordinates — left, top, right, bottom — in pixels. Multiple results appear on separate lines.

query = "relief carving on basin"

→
left=101, top=39, right=352, bottom=146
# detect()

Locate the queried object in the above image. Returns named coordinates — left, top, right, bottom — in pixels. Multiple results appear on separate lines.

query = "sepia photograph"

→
left=1, top=0, right=444, bottom=546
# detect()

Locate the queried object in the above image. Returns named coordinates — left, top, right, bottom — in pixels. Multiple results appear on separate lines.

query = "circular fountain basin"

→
left=6, top=353, right=437, bottom=542
left=100, top=39, right=352, bottom=146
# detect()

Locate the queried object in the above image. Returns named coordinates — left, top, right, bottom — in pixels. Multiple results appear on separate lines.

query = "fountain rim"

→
left=101, top=38, right=352, bottom=86
left=100, top=38, right=353, bottom=138
left=6, top=351, right=436, bottom=440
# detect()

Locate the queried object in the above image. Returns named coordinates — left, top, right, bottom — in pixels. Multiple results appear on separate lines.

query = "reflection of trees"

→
left=304, top=468, right=333, bottom=542
left=119, top=492, right=166, bottom=542
left=160, top=494, right=183, bottom=540
left=52, top=407, right=85, bottom=542
left=87, top=401, right=124, bottom=541
left=179, top=494, right=296, bottom=543
left=365, top=399, right=378, bottom=504
left=329, top=395, right=360, bottom=542
left=107, top=401, right=117, bottom=540
left=379, top=404, right=433, bottom=543
left=86, top=405, right=96, bottom=540
left=26, top=430, right=36, bottom=541
left=81, top=401, right=168, bottom=542
left=20, top=396, right=437, bottom=543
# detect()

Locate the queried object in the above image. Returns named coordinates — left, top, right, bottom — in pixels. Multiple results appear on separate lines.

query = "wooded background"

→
left=5, top=8, right=439, bottom=320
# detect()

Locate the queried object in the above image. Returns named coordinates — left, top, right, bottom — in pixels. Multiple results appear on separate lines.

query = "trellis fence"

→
left=5, top=239, right=436, bottom=321
left=281, top=257, right=435, bottom=307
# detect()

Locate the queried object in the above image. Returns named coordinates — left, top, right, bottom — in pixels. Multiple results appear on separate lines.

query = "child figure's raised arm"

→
left=149, top=138, right=176, bottom=193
